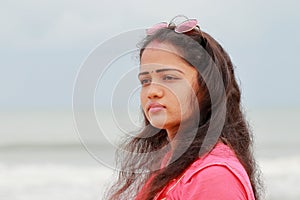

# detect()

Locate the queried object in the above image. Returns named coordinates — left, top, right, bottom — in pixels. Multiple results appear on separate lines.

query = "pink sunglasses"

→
left=146, top=18, right=199, bottom=35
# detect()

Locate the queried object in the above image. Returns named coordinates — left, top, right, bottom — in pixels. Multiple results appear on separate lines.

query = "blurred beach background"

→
left=1, top=0, right=299, bottom=199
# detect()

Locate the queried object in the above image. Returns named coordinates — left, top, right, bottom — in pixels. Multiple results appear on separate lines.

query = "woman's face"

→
left=139, top=41, right=199, bottom=138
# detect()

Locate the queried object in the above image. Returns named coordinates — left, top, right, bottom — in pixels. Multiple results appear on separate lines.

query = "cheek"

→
left=140, top=90, right=148, bottom=111
left=172, top=88, right=195, bottom=114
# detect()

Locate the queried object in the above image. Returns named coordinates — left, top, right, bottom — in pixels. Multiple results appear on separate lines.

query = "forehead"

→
left=140, top=42, right=193, bottom=71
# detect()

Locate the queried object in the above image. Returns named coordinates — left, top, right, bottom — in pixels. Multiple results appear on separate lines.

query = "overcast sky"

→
left=1, top=0, right=299, bottom=111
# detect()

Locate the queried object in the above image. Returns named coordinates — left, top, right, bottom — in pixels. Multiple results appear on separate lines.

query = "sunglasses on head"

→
left=146, top=15, right=200, bottom=35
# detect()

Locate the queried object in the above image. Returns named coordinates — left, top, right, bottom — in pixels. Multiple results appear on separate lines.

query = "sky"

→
left=1, top=0, right=300, bottom=111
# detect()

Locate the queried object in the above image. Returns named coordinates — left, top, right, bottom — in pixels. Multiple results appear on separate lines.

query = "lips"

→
left=147, top=102, right=166, bottom=113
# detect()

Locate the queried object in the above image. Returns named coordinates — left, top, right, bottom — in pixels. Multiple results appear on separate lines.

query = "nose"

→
left=147, top=82, right=164, bottom=99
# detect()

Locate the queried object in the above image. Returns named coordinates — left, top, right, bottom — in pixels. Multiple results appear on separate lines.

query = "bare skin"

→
left=139, top=41, right=199, bottom=140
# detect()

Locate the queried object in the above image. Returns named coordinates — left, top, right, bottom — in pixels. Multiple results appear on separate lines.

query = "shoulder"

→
left=183, top=142, right=245, bottom=182
left=180, top=165, right=247, bottom=199
left=171, top=143, right=255, bottom=199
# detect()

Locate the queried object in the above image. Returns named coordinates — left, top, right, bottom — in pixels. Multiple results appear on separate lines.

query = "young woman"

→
left=106, top=15, right=262, bottom=200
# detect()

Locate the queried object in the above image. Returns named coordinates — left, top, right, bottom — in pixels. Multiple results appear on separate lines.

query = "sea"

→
left=0, top=107, right=299, bottom=200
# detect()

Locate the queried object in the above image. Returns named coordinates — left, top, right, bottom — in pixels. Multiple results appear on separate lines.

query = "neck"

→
left=166, top=126, right=180, bottom=150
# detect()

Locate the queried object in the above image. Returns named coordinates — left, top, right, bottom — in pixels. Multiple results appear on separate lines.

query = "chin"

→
left=149, top=121, right=166, bottom=130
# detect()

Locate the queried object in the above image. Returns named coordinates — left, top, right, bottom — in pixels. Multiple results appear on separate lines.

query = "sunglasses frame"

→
left=146, top=17, right=199, bottom=35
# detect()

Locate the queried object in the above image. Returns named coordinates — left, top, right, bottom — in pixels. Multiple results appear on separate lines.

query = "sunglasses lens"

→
left=146, top=22, right=168, bottom=35
left=175, top=19, right=198, bottom=33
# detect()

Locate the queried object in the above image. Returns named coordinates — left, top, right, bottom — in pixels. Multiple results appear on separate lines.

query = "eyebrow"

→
left=138, top=68, right=184, bottom=77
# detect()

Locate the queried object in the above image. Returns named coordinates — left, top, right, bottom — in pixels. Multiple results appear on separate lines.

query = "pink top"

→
left=136, top=142, right=255, bottom=200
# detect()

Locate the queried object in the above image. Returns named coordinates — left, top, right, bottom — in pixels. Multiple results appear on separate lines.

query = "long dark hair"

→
left=106, top=27, right=263, bottom=200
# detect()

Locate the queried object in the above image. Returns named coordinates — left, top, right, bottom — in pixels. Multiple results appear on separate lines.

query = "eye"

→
left=163, top=75, right=179, bottom=81
left=140, top=78, right=151, bottom=86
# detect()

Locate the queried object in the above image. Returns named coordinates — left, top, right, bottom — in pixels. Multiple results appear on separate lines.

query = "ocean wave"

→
left=0, top=162, right=113, bottom=200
